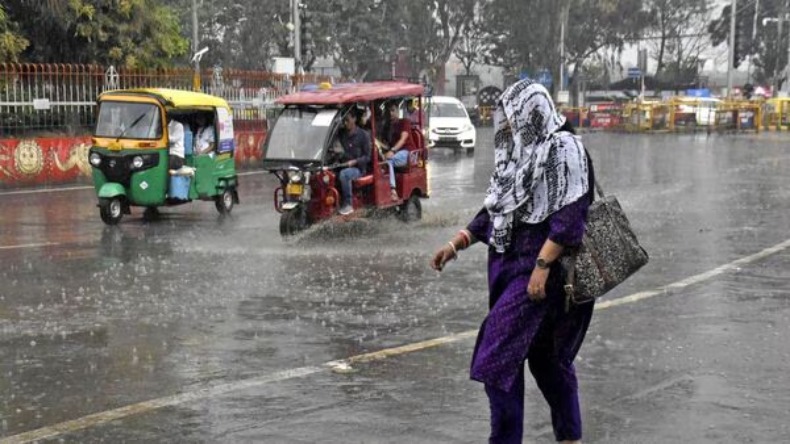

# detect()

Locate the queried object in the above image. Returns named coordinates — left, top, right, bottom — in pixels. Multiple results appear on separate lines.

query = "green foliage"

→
left=0, top=4, right=29, bottom=62
left=3, top=0, right=188, bottom=67
left=481, top=0, right=647, bottom=87
left=709, top=0, right=786, bottom=88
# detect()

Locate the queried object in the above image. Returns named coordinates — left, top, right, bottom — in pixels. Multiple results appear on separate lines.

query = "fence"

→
left=0, top=63, right=334, bottom=137
left=560, top=99, right=768, bottom=133
left=0, top=63, right=339, bottom=188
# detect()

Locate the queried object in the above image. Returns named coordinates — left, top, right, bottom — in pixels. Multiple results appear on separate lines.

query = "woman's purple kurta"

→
left=466, top=197, right=590, bottom=392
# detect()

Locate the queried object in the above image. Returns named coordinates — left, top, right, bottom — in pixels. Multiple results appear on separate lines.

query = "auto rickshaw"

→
left=263, top=82, right=429, bottom=236
left=89, top=88, right=239, bottom=225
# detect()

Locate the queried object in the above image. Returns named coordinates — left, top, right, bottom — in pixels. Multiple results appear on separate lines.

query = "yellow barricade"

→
left=762, top=98, right=790, bottom=131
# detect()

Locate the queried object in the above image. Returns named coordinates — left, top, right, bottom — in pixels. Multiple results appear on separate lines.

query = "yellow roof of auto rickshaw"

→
left=98, top=88, right=231, bottom=110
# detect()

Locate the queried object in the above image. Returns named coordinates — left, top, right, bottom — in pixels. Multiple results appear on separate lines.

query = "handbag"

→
left=560, top=179, right=649, bottom=309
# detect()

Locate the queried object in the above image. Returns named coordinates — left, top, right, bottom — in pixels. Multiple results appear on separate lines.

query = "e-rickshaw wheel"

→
left=99, top=197, right=123, bottom=225
left=215, top=188, right=235, bottom=215
left=400, top=195, right=422, bottom=223
left=279, top=205, right=309, bottom=237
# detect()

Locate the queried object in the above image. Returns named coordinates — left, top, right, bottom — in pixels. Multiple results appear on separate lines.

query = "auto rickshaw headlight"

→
left=322, top=174, right=330, bottom=185
left=89, top=152, right=102, bottom=167
left=131, top=156, right=144, bottom=169
left=287, top=170, right=304, bottom=183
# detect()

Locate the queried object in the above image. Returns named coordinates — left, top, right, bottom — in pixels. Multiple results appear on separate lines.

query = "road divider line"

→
left=0, top=242, right=60, bottom=251
left=4, top=238, right=790, bottom=443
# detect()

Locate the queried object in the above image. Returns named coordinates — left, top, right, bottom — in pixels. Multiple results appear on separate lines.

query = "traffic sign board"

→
left=628, top=67, right=642, bottom=79
left=536, top=69, right=553, bottom=88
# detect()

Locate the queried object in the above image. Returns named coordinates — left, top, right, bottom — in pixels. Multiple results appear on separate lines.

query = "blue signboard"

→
left=686, top=88, right=711, bottom=98
left=536, top=69, right=553, bottom=88
left=627, top=67, right=641, bottom=79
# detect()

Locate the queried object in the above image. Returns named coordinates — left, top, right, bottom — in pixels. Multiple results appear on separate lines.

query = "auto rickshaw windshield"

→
left=265, top=108, right=339, bottom=161
left=95, top=101, right=162, bottom=140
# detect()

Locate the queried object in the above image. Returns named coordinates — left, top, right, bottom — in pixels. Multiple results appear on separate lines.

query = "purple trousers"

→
left=485, top=300, right=594, bottom=443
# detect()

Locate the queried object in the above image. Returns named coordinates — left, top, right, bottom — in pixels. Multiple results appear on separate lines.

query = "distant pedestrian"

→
left=431, top=79, right=594, bottom=444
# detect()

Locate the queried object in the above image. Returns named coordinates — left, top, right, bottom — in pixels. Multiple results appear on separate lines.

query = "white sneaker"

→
left=339, top=205, right=354, bottom=215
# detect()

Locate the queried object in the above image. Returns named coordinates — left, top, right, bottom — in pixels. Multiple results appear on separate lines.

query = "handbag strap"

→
left=564, top=148, right=597, bottom=311
left=584, top=148, right=605, bottom=201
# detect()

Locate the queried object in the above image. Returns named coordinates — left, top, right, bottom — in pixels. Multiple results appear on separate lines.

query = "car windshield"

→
left=265, top=108, right=338, bottom=160
left=95, top=101, right=162, bottom=139
left=431, top=102, right=468, bottom=118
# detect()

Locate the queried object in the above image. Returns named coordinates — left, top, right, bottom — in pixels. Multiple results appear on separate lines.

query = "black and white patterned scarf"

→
left=484, top=80, right=590, bottom=253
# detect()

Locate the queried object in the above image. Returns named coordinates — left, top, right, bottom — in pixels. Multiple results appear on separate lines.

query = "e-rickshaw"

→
left=89, top=88, right=239, bottom=225
left=263, top=82, right=429, bottom=236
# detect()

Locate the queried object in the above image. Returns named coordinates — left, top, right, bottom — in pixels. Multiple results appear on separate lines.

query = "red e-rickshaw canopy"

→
left=276, top=81, right=425, bottom=106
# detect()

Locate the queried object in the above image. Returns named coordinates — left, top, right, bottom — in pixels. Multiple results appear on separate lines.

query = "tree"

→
left=0, top=5, right=29, bottom=62
left=646, top=0, right=710, bottom=81
left=709, top=0, right=785, bottom=89
left=3, top=0, right=188, bottom=67
left=403, top=0, right=477, bottom=85
left=480, top=0, right=647, bottom=91
left=453, top=10, right=489, bottom=75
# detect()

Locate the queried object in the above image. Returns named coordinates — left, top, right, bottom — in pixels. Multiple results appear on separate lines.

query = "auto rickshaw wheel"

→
left=99, top=197, right=123, bottom=225
left=279, top=205, right=308, bottom=237
left=143, top=207, right=160, bottom=221
left=400, top=195, right=422, bottom=223
left=215, top=188, right=234, bottom=215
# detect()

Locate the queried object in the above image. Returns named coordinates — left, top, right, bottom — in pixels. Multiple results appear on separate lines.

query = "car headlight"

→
left=131, top=156, right=144, bottom=169
left=89, top=152, right=102, bottom=167
left=430, top=128, right=438, bottom=134
left=287, top=170, right=304, bottom=183
left=461, top=124, right=474, bottom=132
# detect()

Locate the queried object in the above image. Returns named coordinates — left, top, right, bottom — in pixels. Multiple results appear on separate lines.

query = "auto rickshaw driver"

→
left=336, top=109, right=371, bottom=215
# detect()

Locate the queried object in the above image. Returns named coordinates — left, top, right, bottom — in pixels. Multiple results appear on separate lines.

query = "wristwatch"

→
left=536, top=257, right=551, bottom=269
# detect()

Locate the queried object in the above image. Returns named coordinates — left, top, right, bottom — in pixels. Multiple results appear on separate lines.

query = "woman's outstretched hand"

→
left=430, top=243, right=456, bottom=272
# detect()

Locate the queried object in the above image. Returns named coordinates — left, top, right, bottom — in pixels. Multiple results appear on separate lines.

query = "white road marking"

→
left=3, top=238, right=790, bottom=443
left=0, top=242, right=60, bottom=251
left=0, top=185, right=92, bottom=196
left=0, top=171, right=265, bottom=197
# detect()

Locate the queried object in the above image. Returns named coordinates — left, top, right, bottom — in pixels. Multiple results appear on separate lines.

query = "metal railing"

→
left=0, top=63, right=334, bottom=137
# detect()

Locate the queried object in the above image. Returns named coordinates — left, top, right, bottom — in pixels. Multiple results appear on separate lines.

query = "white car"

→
left=428, top=96, right=476, bottom=155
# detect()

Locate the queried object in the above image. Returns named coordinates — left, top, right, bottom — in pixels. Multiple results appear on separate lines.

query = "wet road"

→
left=2, top=130, right=790, bottom=443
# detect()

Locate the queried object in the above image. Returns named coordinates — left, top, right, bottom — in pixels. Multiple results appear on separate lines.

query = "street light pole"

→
left=292, top=0, right=301, bottom=74
left=727, top=0, right=737, bottom=97
left=785, top=3, right=790, bottom=94
left=192, top=0, right=200, bottom=91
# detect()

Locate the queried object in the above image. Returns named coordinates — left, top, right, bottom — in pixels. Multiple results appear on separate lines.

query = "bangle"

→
left=458, top=230, right=472, bottom=249
left=447, top=241, right=458, bottom=259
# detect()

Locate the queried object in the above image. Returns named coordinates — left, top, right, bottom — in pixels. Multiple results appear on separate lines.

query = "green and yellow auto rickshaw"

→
left=89, top=88, right=239, bottom=224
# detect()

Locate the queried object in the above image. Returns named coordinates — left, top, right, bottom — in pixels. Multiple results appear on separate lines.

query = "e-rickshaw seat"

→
left=353, top=174, right=375, bottom=188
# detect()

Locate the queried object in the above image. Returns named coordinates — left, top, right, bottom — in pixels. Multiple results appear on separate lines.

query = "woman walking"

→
left=431, top=79, right=594, bottom=443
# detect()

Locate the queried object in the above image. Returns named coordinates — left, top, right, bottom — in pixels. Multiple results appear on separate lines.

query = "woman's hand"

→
left=385, top=151, right=395, bottom=160
left=430, top=243, right=456, bottom=272
left=527, top=267, right=550, bottom=301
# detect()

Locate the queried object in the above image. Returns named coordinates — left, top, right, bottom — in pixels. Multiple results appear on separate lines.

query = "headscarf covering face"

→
left=484, top=79, right=590, bottom=253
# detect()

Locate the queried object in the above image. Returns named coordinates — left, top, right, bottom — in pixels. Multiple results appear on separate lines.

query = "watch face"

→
left=537, top=258, right=549, bottom=268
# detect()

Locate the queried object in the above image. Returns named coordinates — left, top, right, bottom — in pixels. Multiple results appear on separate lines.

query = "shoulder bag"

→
left=560, top=170, right=649, bottom=309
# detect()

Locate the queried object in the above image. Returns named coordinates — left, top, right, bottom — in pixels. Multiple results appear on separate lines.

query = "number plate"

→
left=286, top=183, right=304, bottom=195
